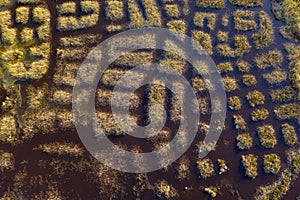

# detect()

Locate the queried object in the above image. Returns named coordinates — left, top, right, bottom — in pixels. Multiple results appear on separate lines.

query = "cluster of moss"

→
left=222, top=14, right=229, bottom=27
left=51, top=90, right=72, bottom=105
left=255, top=50, right=283, bottom=69
left=286, top=148, right=300, bottom=174
left=0, top=150, right=14, bottom=172
left=270, top=86, right=297, bottom=102
left=285, top=44, right=300, bottom=99
left=237, top=60, right=251, bottom=73
left=246, top=90, right=265, bottom=107
left=217, top=31, right=229, bottom=42
left=233, top=10, right=256, bottom=31
left=166, top=20, right=187, bottom=34
left=281, top=123, right=298, bottom=146
left=57, top=2, right=76, bottom=15
left=242, top=74, right=257, bottom=87
left=241, top=154, right=258, bottom=179
left=257, top=125, right=277, bottom=149
left=217, top=35, right=251, bottom=57
left=263, top=154, right=281, bottom=174
left=262, top=70, right=287, bottom=85
left=95, top=112, right=127, bottom=136
left=275, top=103, right=300, bottom=119
left=223, top=77, right=238, bottom=92
left=217, top=159, right=229, bottom=175
left=128, top=0, right=162, bottom=28
left=228, top=96, right=242, bottom=110
left=0, top=115, right=18, bottom=144
left=196, top=0, right=225, bottom=8
left=228, top=0, right=263, bottom=7
left=176, top=156, right=190, bottom=180
left=252, top=11, right=274, bottom=49
left=105, top=0, right=124, bottom=21
left=57, top=1, right=99, bottom=31
left=236, top=133, right=253, bottom=150
left=148, top=83, right=166, bottom=105
left=192, top=31, right=213, bottom=54
left=218, top=62, right=233, bottom=73
left=256, top=169, right=292, bottom=200
left=251, top=108, right=269, bottom=121
left=34, top=142, right=83, bottom=157
left=233, top=114, right=247, bottom=130
left=192, top=77, right=207, bottom=93
left=204, top=186, right=219, bottom=198
left=272, top=0, right=300, bottom=40
left=16, top=6, right=30, bottom=24
left=154, top=180, right=178, bottom=199
left=194, top=12, right=216, bottom=30
left=164, top=4, right=180, bottom=18
left=196, top=158, right=215, bottom=179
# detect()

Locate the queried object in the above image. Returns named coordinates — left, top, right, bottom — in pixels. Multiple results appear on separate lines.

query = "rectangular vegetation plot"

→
left=196, top=0, right=225, bottom=8
left=257, top=125, right=277, bottom=149
left=229, top=0, right=263, bottom=7
left=255, top=50, right=283, bottom=69
left=194, top=12, right=216, bottom=31
left=233, top=10, right=256, bottom=31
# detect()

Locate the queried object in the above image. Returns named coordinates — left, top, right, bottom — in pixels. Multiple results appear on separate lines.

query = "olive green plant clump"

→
left=241, top=154, right=258, bottom=179
left=154, top=180, right=178, bottom=199
left=251, top=108, right=269, bottom=121
left=233, top=114, right=247, bottom=130
left=196, top=158, right=215, bottom=179
left=228, top=96, right=242, bottom=110
left=218, top=62, right=233, bottom=75
left=257, top=125, right=277, bottom=149
left=275, top=103, right=300, bottom=119
left=242, top=74, right=257, bottom=87
left=246, top=90, right=265, bottom=107
left=263, top=153, right=281, bottom=174
left=281, top=123, right=298, bottom=146
left=236, top=133, right=253, bottom=150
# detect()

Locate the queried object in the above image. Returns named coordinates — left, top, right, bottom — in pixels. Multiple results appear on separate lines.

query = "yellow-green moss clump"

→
left=286, top=148, right=300, bottom=174
left=57, top=2, right=76, bottom=15
left=233, top=114, right=247, bottom=130
left=15, top=6, right=30, bottom=24
left=242, top=74, right=257, bottom=87
left=223, top=77, right=238, bottom=92
left=229, top=0, right=263, bottom=7
left=192, top=31, right=213, bottom=54
left=105, top=0, right=124, bottom=21
left=0, top=150, right=14, bottom=172
left=217, top=31, right=229, bottom=42
left=0, top=115, right=18, bottom=144
left=154, top=180, right=178, bottom=199
left=270, top=86, right=297, bottom=102
left=272, top=0, right=300, bottom=40
left=236, top=133, right=253, bottom=150
left=233, top=10, right=256, bottom=31
left=218, top=62, right=233, bottom=73
left=194, top=12, right=216, bottom=30
left=246, top=90, right=265, bottom=107
left=166, top=20, right=187, bottom=34
left=275, top=103, right=300, bottom=119
left=204, top=186, right=218, bottom=198
left=251, top=108, right=269, bottom=121
left=34, top=142, right=84, bottom=157
left=196, top=158, right=215, bottom=179
left=252, top=11, right=274, bottom=49
left=196, top=0, right=225, bottom=8
left=241, top=154, right=258, bottom=179
left=262, top=70, right=287, bottom=85
left=237, top=60, right=251, bottom=73
left=164, top=4, right=180, bottom=18
left=257, top=125, right=277, bottom=149
left=228, top=96, right=242, bottom=110
left=263, top=153, right=281, bottom=174
left=217, top=36, right=251, bottom=57
left=281, top=123, right=297, bottom=146
left=255, top=50, right=283, bottom=69
left=217, top=159, right=229, bottom=175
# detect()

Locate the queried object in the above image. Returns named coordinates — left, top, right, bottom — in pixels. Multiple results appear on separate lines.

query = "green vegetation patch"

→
left=237, top=60, right=251, bottom=73
left=154, top=180, right=178, bottom=199
left=223, top=77, right=238, bottom=92
left=281, top=123, right=297, bottom=146
left=57, top=2, right=76, bottom=15
left=233, top=10, right=256, bottom=31
left=105, top=0, right=124, bottom=21
left=233, top=114, right=247, bottom=130
left=229, top=0, right=263, bottom=7
left=236, top=133, right=253, bottom=150
left=257, top=125, right=277, bottom=149
left=270, top=86, right=297, bottom=102
left=251, top=108, right=269, bottom=121
left=0, top=150, right=14, bottom=172
left=164, top=4, right=180, bottom=18
left=242, top=74, right=257, bottom=87
left=16, top=6, right=30, bottom=24
left=255, top=50, right=283, bottom=69
left=275, top=103, right=300, bottom=119
left=262, top=70, right=287, bottom=85
left=196, top=0, right=225, bottom=8
left=196, top=158, right=215, bottom=179
left=263, top=153, right=281, bottom=174
left=241, top=154, right=258, bottom=179
left=246, top=90, right=265, bottom=107
left=228, top=96, right=242, bottom=110
left=194, top=12, right=216, bottom=30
